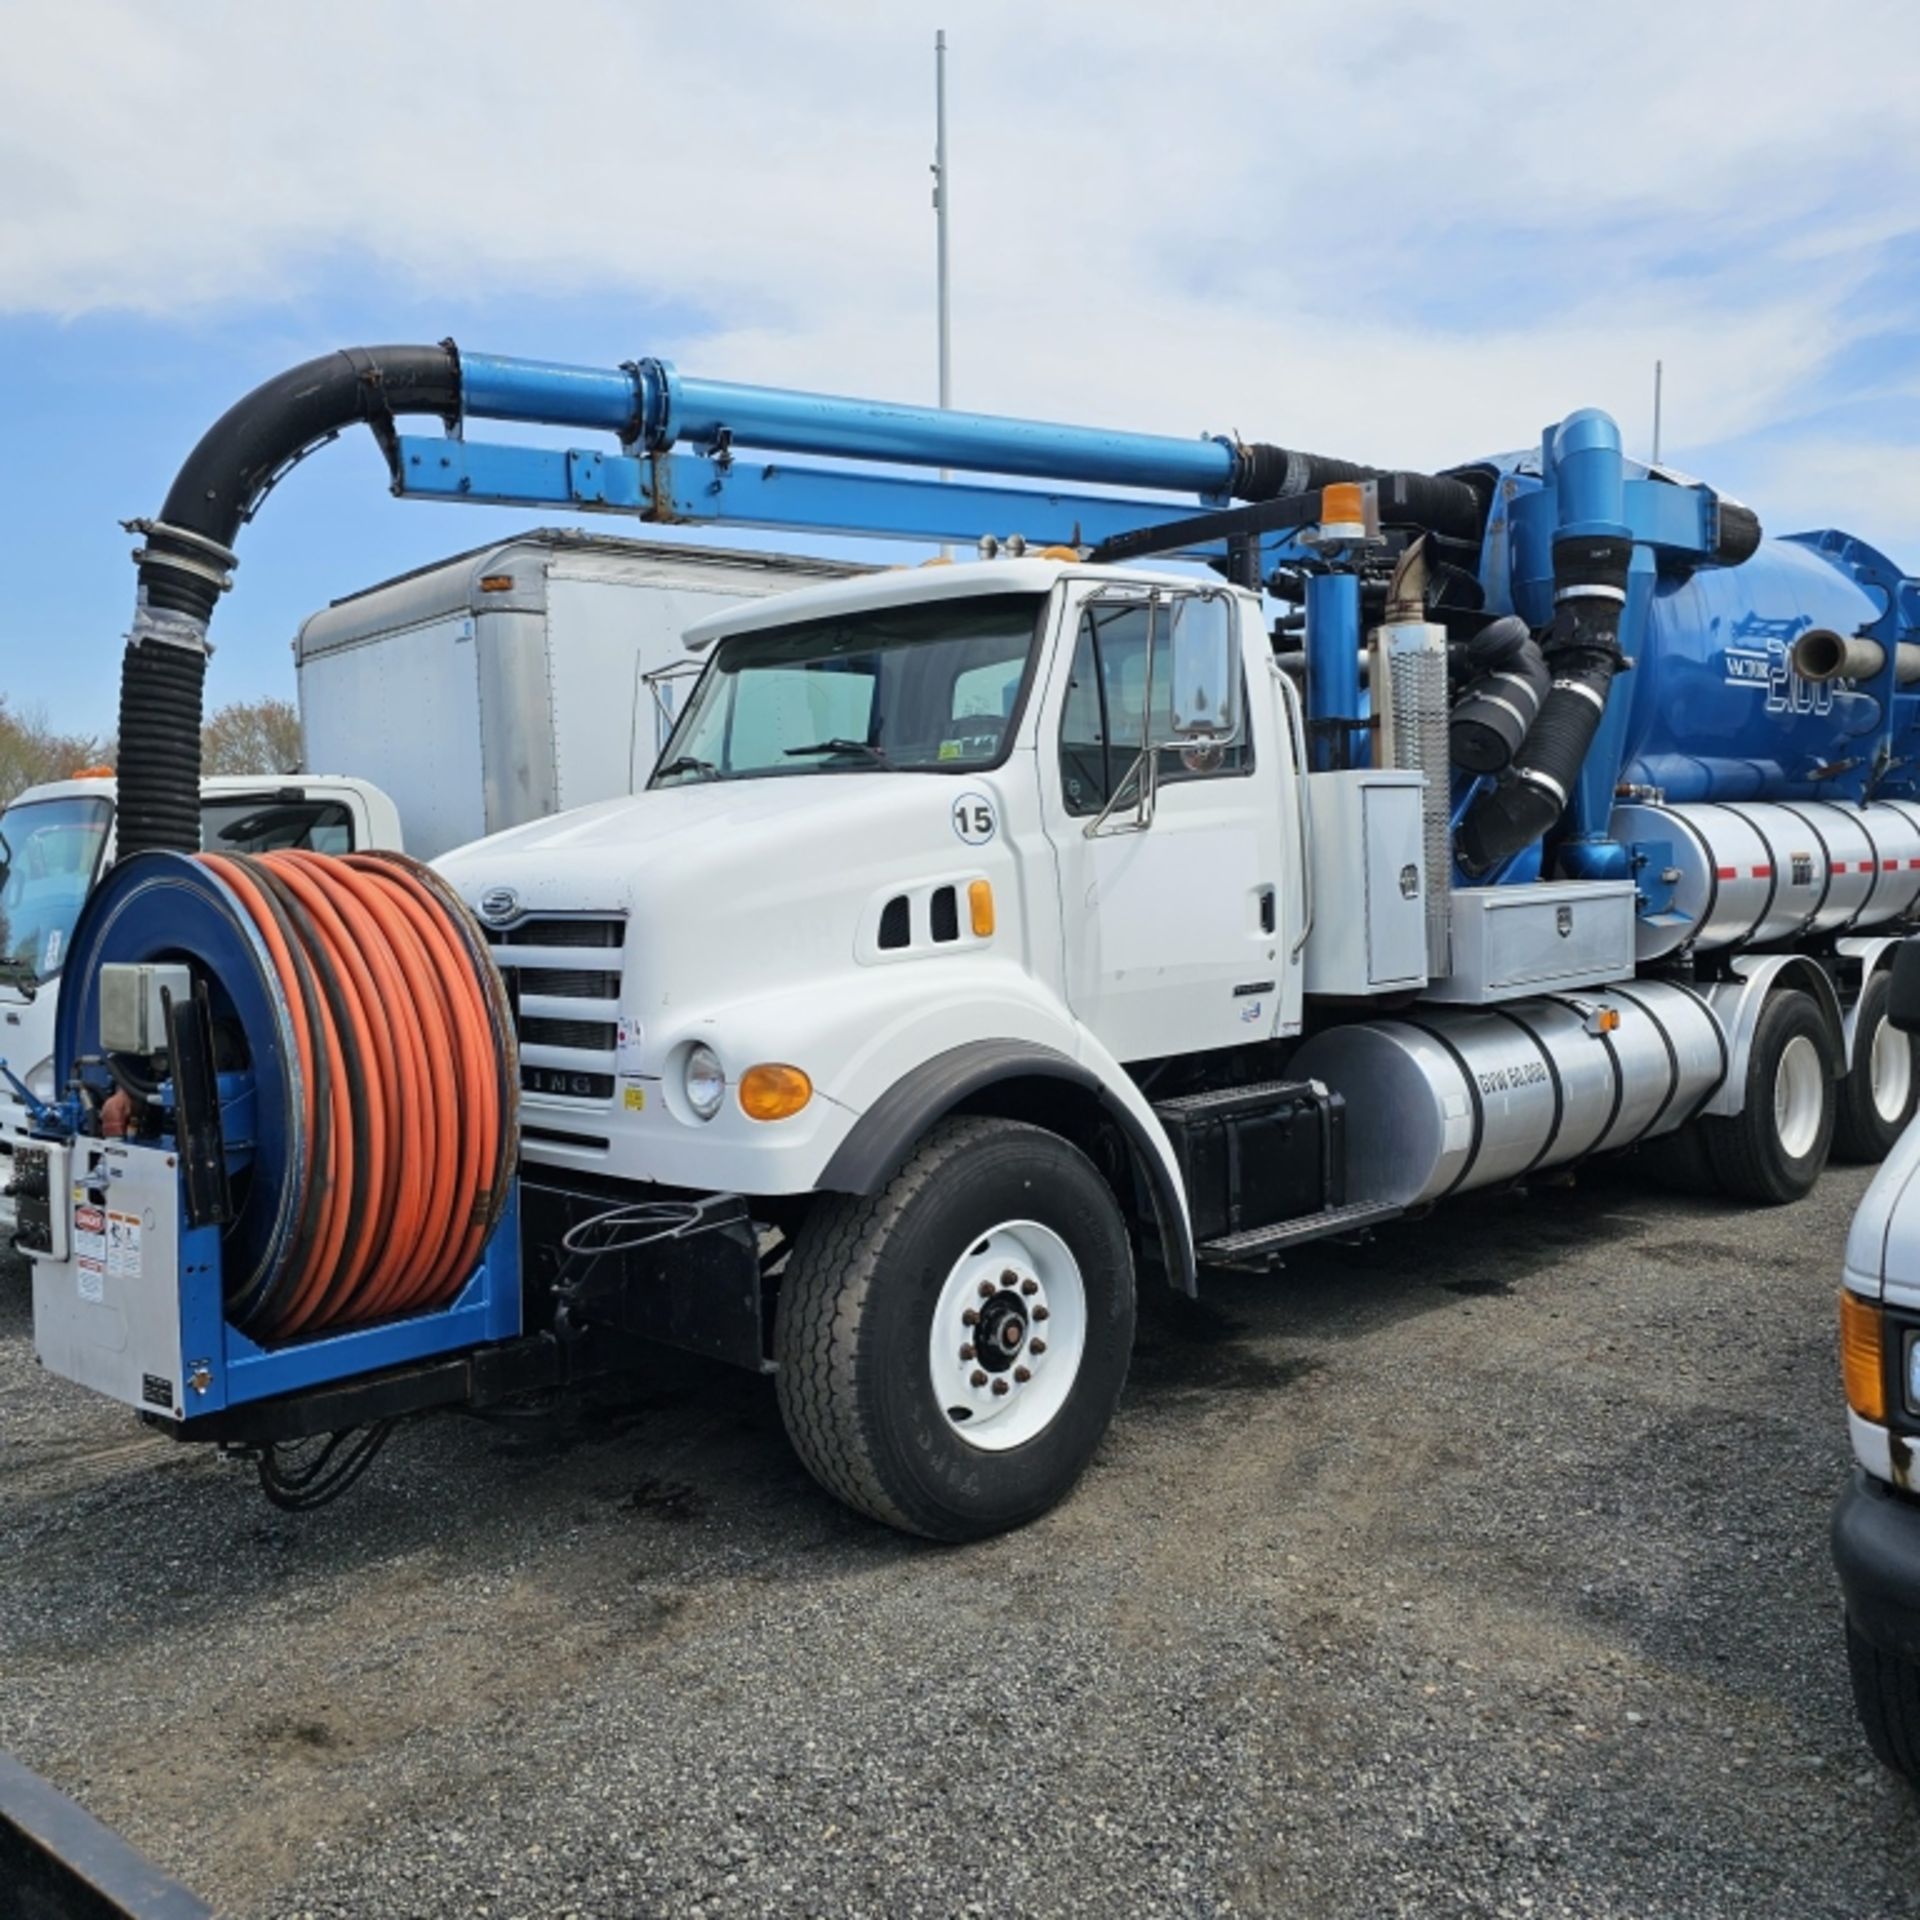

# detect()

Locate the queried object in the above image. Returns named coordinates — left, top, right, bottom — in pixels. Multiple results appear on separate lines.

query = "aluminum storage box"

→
left=1423, top=881, right=1637, bottom=1005
left=1302, top=771, right=1429, bottom=996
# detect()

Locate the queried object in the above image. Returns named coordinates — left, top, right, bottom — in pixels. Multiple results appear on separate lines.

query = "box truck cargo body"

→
left=294, top=530, right=865, bottom=859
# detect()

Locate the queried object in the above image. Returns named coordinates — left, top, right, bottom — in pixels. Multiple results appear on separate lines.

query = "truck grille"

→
left=483, top=913, right=626, bottom=1111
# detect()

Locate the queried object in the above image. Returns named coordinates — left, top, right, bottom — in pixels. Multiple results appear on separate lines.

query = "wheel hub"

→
left=928, top=1221, right=1086, bottom=1453
left=976, top=1292, right=1028, bottom=1371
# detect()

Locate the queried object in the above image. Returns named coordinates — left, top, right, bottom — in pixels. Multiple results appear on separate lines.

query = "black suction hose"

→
left=118, top=345, right=463, bottom=860
left=1449, top=615, right=1551, bottom=774
left=1456, top=534, right=1634, bottom=876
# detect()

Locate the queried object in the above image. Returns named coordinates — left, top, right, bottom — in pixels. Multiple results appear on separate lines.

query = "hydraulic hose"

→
left=198, top=848, right=515, bottom=1341
left=118, top=345, right=463, bottom=862
left=1456, top=534, right=1634, bottom=876
left=1449, top=615, right=1551, bottom=774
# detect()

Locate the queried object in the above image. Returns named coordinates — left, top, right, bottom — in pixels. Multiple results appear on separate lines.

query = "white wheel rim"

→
left=1774, top=1032, right=1825, bottom=1160
left=928, top=1219, right=1087, bottom=1452
left=1871, top=1011, right=1913, bottom=1125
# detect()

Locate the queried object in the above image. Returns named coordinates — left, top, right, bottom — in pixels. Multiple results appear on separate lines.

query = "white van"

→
left=1833, top=937, right=1920, bottom=1779
left=0, top=773, right=402, bottom=1232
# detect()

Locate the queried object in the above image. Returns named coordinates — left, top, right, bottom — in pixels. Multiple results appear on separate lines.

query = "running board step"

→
left=1200, top=1199, right=1403, bottom=1267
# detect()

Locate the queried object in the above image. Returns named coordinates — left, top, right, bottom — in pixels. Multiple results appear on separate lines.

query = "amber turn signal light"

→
left=739, top=1064, right=812, bottom=1122
left=1841, top=1289, right=1887, bottom=1423
left=969, top=879, right=995, bottom=938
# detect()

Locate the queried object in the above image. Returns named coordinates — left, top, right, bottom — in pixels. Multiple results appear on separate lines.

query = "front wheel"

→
left=1700, top=988, right=1837, bottom=1204
left=774, top=1116, right=1135, bottom=1539
left=1847, top=1618, right=1920, bottom=1785
left=1836, top=968, right=1920, bottom=1163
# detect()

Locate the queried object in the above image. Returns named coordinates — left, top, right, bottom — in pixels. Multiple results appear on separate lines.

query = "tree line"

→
left=0, top=696, right=302, bottom=806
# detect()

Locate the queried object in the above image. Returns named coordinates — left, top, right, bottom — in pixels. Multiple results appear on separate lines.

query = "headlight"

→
left=684, top=1044, right=726, bottom=1121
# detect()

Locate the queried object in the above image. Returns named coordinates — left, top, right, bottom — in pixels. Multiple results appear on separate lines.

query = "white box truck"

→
left=294, top=529, right=865, bottom=859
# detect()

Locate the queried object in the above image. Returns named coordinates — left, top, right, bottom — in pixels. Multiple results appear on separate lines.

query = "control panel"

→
left=7, top=1140, right=70, bottom=1260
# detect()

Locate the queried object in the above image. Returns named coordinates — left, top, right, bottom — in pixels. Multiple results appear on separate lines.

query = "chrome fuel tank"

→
left=1290, top=981, right=1725, bottom=1207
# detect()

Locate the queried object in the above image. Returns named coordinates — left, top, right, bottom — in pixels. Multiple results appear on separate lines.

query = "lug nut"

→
left=1020, top=1279, right=1039, bottom=1297
left=1030, top=1339, right=1047, bottom=1355
left=1033, top=1306, right=1050, bottom=1322
left=960, top=1344, right=976, bottom=1361
left=979, top=1280, right=995, bottom=1299
left=1014, top=1366, right=1032, bottom=1384
left=970, top=1369, right=988, bottom=1388
left=1000, top=1269, right=1019, bottom=1287
left=991, top=1379, right=1010, bottom=1397
left=962, top=1308, right=979, bottom=1326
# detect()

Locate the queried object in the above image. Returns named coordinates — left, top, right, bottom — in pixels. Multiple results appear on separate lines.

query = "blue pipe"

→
left=458, top=351, right=1238, bottom=495
left=1549, top=408, right=1629, bottom=540
left=459, top=352, right=638, bottom=432
left=1305, top=572, right=1364, bottom=771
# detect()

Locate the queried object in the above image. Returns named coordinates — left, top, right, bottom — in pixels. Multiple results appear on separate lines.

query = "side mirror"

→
left=1164, top=593, right=1241, bottom=739
left=1890, top=940, right=1920, bottom=1036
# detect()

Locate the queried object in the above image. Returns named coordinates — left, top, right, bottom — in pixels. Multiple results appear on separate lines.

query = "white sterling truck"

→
left=27, top=343, right=1920, bottom=1540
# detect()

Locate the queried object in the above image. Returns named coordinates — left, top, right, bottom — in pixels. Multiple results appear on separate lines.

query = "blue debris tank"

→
left=1617, top=536, right=1905, bottom=806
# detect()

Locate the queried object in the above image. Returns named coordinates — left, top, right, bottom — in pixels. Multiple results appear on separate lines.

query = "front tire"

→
left=774, top=1116, right=1135, bottom=1540
left=1847, top=1618, right=1920, bottom=1785
left=1699, top=988, right=1836, bottom=1204
left=1835, top=968, right=1920, bottom=1163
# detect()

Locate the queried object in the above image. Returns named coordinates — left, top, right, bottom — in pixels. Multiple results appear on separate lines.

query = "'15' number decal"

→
left=952, top=793, right=997, bottom=846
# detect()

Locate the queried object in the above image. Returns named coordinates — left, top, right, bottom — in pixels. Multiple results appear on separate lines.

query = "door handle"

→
left=1258, top=886, right=1276, bottom=935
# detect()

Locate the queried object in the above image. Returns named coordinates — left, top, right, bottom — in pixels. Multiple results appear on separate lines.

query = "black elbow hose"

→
left=118, top=344, right=463, bottom=861
left=1448, top=615, right=1550, bottom=774
left=1229, top=444, right=1486, bottom=544
left=1456, top=535, right=1634, bottom=876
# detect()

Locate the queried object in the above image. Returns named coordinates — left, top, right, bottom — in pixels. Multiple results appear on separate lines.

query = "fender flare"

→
left=816, top=1038, right=1198, bottom=1294
left=1697, top=952, right=1846, bottom=1118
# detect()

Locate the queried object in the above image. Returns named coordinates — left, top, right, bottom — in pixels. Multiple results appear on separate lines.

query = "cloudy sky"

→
left=3, top=0, right=1917, bottom=734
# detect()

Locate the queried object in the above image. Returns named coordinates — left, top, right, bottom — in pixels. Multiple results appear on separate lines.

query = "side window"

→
left=1057, top=598, right=1251, bottom=818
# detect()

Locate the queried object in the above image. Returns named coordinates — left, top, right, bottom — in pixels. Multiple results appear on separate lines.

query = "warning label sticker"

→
left=107, top=1211, right=142, bottom=1281
left=74, top=1201, right=106, bottom=1300
left=74, top=1203, right=105, bottom=1259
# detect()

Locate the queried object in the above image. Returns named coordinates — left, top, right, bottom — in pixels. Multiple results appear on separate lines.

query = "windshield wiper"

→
left=0, top=959, right=38, bottom=1000
left=655, top=755, right=722, bottom=782
left=784, top=738, right=890, bottom=764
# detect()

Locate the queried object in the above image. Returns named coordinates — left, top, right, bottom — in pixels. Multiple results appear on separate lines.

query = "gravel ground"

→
left=4, top=1156, right=1920, bottom=1919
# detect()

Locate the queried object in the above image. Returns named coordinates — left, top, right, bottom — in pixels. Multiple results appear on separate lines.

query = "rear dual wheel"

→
left=1698, top=989, right=1837, bottom=1204
left=1836, top=968, right=1920, bottom=1163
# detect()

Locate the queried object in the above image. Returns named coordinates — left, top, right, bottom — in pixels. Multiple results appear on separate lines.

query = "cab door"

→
left=1039, top=584, right=1289, bottom=1063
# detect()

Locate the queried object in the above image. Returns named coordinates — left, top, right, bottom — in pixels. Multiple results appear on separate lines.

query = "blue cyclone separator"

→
left=54, top=852, right=521, bottom=1415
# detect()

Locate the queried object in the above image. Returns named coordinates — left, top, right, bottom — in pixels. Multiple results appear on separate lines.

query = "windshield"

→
left=199, top=794, right=355, bottom=853
left=0, top=795, right=112, bottom=988
left=652, top=591, right=1043, bottom=785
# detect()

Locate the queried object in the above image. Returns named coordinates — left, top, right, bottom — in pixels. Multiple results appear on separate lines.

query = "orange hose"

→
left=199, top=848, right=515, bottom=1341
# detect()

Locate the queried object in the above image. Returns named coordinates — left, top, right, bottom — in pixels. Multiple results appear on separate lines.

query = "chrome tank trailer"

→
left=1612, top=798, right=1920, bottom=962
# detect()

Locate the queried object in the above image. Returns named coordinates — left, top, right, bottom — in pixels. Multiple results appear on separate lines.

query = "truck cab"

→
left=439, top=557, right=1307, bottom=1532
left=0, top=773, right=402, bottom=1231
left=441, top=557, right=1298, bottom=1205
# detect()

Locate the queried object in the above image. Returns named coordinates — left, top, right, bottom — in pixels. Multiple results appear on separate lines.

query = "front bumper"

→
left=1833, top=1468, right=1920, bottom=1659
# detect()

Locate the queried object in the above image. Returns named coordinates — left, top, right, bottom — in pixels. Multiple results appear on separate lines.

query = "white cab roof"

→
left=678, top=556, right=1217, bottom=652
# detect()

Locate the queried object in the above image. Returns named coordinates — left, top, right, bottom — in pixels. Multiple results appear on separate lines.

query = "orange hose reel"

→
left=196, top=849, right=516, bottom=1341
